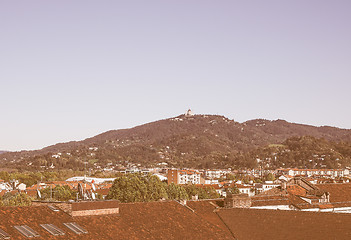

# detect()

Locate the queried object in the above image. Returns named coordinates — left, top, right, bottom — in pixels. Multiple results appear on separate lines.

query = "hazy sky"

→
left=1, top=1, right=350, bottom=151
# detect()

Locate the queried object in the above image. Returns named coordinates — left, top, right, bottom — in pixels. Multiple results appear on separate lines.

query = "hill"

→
left=243, top=136, right=351, bottom=169
left=1, top=114, right=351, bottom=170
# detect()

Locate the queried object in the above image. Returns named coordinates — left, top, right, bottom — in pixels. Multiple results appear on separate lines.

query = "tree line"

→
left=106, top=173, right=219, bottom=202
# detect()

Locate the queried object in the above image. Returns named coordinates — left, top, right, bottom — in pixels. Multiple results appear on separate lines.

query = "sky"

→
left=1, top=1, right=350, bottom=151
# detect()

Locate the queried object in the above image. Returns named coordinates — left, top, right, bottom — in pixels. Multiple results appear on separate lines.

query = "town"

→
left=1, top=165, right=351, bottom=239
left=1, top=166, right=351, bottom=212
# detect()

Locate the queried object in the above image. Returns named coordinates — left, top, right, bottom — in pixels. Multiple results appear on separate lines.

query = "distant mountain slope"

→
left=1, top=114, right=351, bottom=170
left=245, top=136, right=351, bottom=169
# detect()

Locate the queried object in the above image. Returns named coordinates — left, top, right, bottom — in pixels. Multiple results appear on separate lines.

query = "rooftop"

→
left=0, top=201, right=232, bottom=239
left=2, top=199, right=351, bottom=239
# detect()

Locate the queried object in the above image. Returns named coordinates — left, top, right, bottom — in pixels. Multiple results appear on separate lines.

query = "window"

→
left=63, top=222, right=88, bottom=235
left=40, top=224, right=65, bottom=236
left=14, top=225, right=40, bottom=238
left=0, top=229, right=10, bottom=240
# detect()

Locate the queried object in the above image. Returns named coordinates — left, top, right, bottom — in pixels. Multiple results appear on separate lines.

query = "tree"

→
left=1, top=192, right=32, bottom=206
left=106, top=174, right=168, bottom=202
left=106, top=174, right=147, bottom=202
left=39, top=185, right=76, bottom=201
left=265, top=173, right=275, bottom=181
left=142, top=175, right=168, bottom=201
left=106, top=173, right=221, bottom=203
left=227, top=185, right=240, bottom=195
left=197, top=186, right=220, bottom=199
left=166, top=183, right=188, bottom=200
left=0, top=171, right=10, bottom=182
left=53, top=185, right=76, bottom=201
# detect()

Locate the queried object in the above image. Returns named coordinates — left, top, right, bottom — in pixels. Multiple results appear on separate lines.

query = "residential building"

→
left=236, top=184, right=255, bottom=197
left=167, top=169, right=201, bottom=185
left=276, top=168, right=349, bottom=178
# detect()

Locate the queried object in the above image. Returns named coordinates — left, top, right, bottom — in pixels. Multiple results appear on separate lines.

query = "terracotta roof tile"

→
left=287, top=185, right=307, bottom=196
left=251, top=195, right=290, bottom=207
left=0, top=201, right=232, bottom=239
left=217, top=208, right=351, bottom=240
left=186, top=200, right=232, bottom=236
left=316, top=183, right=351, bottom=203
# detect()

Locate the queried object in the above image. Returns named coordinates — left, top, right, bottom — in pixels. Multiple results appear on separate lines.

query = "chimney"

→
left=281, top=181, right=287, bottom=190
left=224, top=194, right=251, bottom=208
left=54, top=200, right=120, bottom=217
left=71, top=200, right=120, bottom=217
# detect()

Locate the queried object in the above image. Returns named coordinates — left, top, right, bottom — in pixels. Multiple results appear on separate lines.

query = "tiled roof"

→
left=252, top=180, right=351, bottom=210
left=95, top=188, right=109, bottom=196
left=235, top=184, right=251, bottom=189
left=179, top=170, right=200, bottom=175
left=316, top=183, right=351, bottom=203
left=278, top=168, right=345, bottom=172
left=217, top=208, right=351, bottom=240
left=251, top=195, right=290, bottom=207
left=0, top=201, right=232, bottom=239
left=27, top=181, right=112, bottom=192
left=195, top=184, right=222, bottom=189
left=186, top=200, right=232, bottom=236
left=287, top=185, right=307, bottom=196
left=0, top=190, right=6, bottom=197
left=25, top=189, right=38, bottom=198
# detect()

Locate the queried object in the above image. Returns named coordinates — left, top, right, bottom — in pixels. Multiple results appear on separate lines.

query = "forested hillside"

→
left=1, top=114, right=350, bottom=170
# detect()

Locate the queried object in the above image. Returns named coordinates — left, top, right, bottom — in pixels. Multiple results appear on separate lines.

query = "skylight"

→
left=40, top=224, right=65, bottom=236
left=47, top=205, right=60, bottom=212
left=0, top=228, right=10, bottom=239
left=63, top=222, right=88, bottom=235
left=14, top=225, right=40, bottom=238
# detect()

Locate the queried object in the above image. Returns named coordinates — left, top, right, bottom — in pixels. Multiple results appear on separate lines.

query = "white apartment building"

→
left=167, top=169, right=201, bottom=185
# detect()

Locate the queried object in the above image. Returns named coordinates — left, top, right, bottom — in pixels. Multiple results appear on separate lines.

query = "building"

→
left=236, top=184, right=255, bottom=197
left=167, top=169, right=201, bottom=185
left=185, top=109, right=194, bottom=116
left=276, top=168, right=349, bottom=178
left=224, top=193, right=251, bottom=208
left=248, top=176, right=351, bottom=213
left=204, top=169, right=231, bottom=179
left=204, top=170, right=222, bottom=179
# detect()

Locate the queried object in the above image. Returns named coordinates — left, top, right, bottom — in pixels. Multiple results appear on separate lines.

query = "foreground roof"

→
left=0, top=201, right=232, bottom=240
left=217, top=208, right=351, bottom=240
left=2, top=199, right=351, bottom=239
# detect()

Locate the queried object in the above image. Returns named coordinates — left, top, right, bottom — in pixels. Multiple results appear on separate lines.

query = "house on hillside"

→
left=185, top=109, right=194, bottom=116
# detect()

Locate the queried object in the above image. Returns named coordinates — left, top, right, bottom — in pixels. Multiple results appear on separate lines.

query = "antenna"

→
left=84, top=161, right=88, bottom=198
left=84, top=161, right=88, bottom=182
left=78, top=183, right=84, bottom=199
left=37, top=190, right=42, bottom=199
